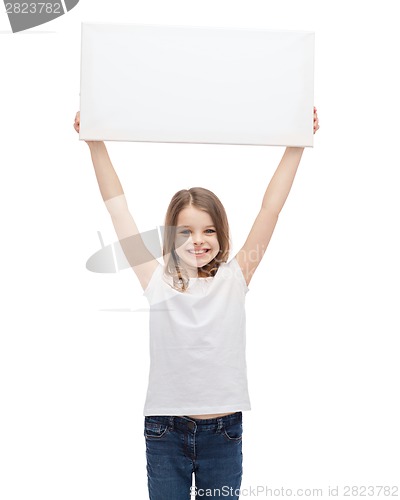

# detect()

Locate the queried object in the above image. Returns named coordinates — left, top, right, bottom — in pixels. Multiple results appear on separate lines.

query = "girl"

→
left=74, top=109, right=319, bottom=500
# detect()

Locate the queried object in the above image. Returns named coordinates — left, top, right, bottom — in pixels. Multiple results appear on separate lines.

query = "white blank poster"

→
left=80, top=23, right=314, bottom=147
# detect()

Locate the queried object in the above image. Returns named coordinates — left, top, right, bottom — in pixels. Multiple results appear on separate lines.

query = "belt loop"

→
left=169, top=416, right=174, bottom=430
left=217, top=417, right=223, bottom=432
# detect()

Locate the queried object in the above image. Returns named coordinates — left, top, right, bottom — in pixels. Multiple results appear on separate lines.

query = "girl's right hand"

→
left=313, top=107, right=320, bottom=134
left=74, top=111, right=100, bottom=146
left=73, top=111, right=81, bottom=134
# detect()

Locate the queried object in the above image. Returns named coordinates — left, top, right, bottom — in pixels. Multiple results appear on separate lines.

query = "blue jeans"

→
left=144, top=412, right=243, bottom=500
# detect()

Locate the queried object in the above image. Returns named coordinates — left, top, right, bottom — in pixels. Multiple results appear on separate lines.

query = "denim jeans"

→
left=144, top=412, right=243, bottom=500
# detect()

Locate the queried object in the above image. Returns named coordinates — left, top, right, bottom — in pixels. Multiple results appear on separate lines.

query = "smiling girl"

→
left=74, top=108, right=319, bottom=500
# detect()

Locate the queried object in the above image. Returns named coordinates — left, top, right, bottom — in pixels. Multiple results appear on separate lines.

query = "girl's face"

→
left=174, top=206, right=220, bottom=277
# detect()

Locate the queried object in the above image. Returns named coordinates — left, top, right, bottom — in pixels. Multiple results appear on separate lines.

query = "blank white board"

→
left=80, top=23, right=314, bottom=147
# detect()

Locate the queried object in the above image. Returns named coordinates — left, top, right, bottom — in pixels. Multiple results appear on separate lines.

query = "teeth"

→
left=189, top=250, right=208, bottom=254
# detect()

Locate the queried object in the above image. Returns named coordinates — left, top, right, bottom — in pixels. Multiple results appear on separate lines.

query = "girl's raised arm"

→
left=234, top=108, right=319, bottom=286
left=74, top=112, right=158, bottom=290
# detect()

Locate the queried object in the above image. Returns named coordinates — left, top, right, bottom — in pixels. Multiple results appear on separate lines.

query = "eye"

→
left=205, top=229, right=216, bottom=234
left=179, top=229, right=191, bottom=235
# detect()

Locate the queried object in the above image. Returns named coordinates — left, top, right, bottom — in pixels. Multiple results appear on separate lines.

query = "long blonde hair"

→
left=163, top=187, right=230, bottom=292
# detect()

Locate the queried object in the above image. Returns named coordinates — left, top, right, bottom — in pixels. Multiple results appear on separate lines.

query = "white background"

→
left=1, top=1, right=399, bottom=499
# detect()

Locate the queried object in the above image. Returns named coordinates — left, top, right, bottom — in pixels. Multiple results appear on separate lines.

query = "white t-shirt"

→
left=142, top=257, right=251, bottom=416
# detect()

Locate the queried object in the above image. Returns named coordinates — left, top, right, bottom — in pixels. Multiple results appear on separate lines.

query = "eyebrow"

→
left=177, top=225, right=216, bottom=229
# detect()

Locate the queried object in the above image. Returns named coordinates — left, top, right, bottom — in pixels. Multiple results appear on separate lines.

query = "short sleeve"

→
left=227, top=257, right=249, bottom=294
left=143, top=262, right=163, bottom=302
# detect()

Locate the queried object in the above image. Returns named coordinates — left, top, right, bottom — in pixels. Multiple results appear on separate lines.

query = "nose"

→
left=192, top=233, right=204, bottom=246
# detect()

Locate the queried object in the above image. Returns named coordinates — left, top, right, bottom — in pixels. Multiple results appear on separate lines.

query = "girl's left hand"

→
left=313, top=107, right=320, bottom=134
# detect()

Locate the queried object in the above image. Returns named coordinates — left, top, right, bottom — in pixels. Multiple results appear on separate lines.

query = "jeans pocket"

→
left=223, top=421, right=243, bottom=442
left=144, top=418, right=171, bottom=439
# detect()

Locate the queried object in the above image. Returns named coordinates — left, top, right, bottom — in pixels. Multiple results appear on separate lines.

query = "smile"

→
left=188, top=249, right=210, bottom=255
